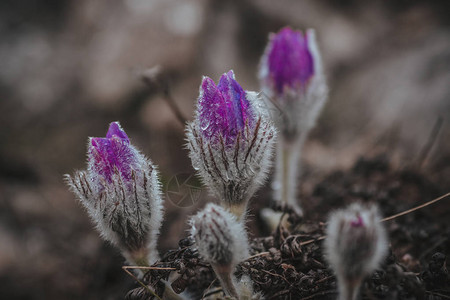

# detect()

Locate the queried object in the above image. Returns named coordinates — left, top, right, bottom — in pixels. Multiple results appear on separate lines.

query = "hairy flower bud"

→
left=259, top=27, right=327, bottom=138
left=190, top=203, right=250, bottom=299
left=325, top=203, right=388, bottom=300
left=186, top=70, right=276, bottom=218
left=66, top=122, right=164, bottom=266
left=259, top=27, right=328, bottom=216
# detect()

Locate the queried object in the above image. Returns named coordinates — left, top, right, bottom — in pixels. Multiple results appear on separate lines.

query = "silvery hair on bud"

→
left=65, top=152, right=164, bottom=265
left=190, top=203, right=250, bottom=266
left=186, top=92, right=276, bottom=216
left=325, top=202, right=388, bottom=284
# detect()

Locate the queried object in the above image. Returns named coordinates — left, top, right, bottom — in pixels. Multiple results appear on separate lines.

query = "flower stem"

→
left=273, top=135, right=303, bottom=215
left=212, top=265, right=239, bottom=299
left=338, top=278, right=361, bottom=300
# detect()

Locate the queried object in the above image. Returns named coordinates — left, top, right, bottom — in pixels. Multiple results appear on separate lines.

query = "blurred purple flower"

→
left=259, top=27, right=327, bottom=216
left=325, top=203, right=387, bottom=300
left=266, top=27, right=314, bottom=95
left=89, top=122, right=137, bottom=185
left=198, top=70, right=254, bottom=145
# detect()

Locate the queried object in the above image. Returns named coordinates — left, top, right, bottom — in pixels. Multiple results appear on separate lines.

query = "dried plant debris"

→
left=127, top=156, right=449, bottom=299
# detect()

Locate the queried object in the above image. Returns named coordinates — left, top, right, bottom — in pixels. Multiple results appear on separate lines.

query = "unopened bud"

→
left=259, top=27, right=328, bottom=216
left=186, top=71, right=276, bottom=219
left=190, top=203, right=250, bottom=299
left=66, top=122, right=164, bottom=267
left=325, top=203, right=388, bottom=300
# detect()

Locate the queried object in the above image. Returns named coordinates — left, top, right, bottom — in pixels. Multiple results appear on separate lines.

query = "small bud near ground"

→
left=190, top=203, right=252, bottom=299
left=259, top=27, right=328, bottom=216
left=186, top=70, right=276, bottom=219
left=66, top=122, right=164, bottom=268
left=325, top=203, right=388, bottom=300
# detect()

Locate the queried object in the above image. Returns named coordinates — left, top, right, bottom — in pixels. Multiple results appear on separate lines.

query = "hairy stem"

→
left=212, top=265, right=239, bottom=299
left=338, top=277, right=362, bottom=300
left=273, top=135, right=304, bottom=215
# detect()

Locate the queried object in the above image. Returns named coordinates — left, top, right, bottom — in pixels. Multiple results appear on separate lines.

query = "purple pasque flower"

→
left=186, top=71, right=276, bottom=219
left=266, top=27, right=314, bottom=95
left=198, top=70, right=254, bottom=146
left=259, top=27, right=328, bottom=218
left=325, top=203, right=387, bottom=300
left=259, top=26, right=327, bottom=137
left=66, top=122, right=164, bottom=266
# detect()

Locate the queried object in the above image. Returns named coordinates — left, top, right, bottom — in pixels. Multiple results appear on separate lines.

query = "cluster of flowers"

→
left=66, top=27, right=387, bottom=300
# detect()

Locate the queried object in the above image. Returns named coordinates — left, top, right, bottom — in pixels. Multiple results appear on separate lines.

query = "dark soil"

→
left=125, top=155, right=450, bottom=299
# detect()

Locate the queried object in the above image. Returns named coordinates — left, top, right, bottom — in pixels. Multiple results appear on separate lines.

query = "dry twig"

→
left=122, top=266, right=162, bottom=300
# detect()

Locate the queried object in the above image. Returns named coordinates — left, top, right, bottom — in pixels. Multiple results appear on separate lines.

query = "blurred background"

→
left=1, top=0, right=449, bottom=299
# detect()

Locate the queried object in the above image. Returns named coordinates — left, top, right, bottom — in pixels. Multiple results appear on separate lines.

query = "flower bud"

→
left=259, top=26, right=327, bottom=139
left=259, top=27, right=328, bottom=216
left=186, top=70, right=276, bottom=218
left=66, top=122, right=164, bottom=266
left=325, top=203, right=388, bottom=300
left=263, top=27, right=314, bottom=95
left=190, top=203, right=250, bottom=299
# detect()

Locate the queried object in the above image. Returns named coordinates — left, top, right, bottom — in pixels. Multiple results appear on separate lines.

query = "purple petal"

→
left=89, top=125, right=136, bottom=184
left=198, top=71, right=254, bottom=145
left=198, top=77, right=229, bottom=140
left=106, top=121, right=129, bottom=140
left=267, top=27, right=314, bottom=94
left=217, top=71, right=251, bottom=131
left=350, top=215, right=364, bottom=227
